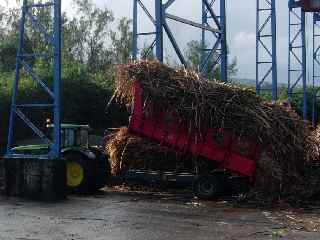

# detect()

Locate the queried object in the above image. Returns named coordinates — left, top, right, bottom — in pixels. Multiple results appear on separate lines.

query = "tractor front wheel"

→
left=63, top=152, right=94, bottom=193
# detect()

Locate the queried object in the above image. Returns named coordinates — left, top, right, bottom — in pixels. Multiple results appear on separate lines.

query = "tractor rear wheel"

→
left=63, top=152, right=94, bottom=193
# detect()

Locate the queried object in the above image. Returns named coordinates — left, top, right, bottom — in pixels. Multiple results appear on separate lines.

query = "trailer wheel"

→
left=193, top=175, right=222, bottom=200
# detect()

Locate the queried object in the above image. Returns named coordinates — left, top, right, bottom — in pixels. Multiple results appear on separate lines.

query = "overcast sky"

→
left=1, top=0, right=317, bottom=84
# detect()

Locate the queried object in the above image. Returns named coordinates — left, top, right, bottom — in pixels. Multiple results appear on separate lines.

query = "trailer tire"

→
left=193, top=175, right=222, bottom=200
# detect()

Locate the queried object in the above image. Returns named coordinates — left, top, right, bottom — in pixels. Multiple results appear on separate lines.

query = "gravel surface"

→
left=0, top=189, right=320, bottom=240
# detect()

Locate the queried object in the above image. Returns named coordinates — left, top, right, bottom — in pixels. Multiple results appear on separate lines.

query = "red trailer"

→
left=127, top=81, right=261, bottom=199
left=300, top=0, right=320, bottom=12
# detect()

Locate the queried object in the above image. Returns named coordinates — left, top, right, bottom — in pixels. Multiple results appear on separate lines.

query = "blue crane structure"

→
left=256, top=0, right=278, bottom=101
left=132, top=0, right=227, bottom=81
left=288, top=0, right=320, bottom=122
left=6, top=0, right=61, bottom=159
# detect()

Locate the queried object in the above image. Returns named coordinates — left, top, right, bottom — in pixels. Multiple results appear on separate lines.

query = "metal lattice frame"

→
left=288, top=0, right=307, bottom=120
left=132, top=0, right=157, bottom=60
left=132, top=0, right=227, bottom=81
left=201, top=0, right=227, bottom=81
left=312, top=12, right=320, bottom=125
left=6, top=0, right=61, bottom=159
left=256, top=0, right=278, bottom=100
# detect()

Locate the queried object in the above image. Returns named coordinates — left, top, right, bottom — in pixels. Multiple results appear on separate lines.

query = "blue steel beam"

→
left=256, top=0, right=278, bottom=100
left=137, top=0, right=156, bottom=25
left=220, top=0, right=227, bottom=81
left=288, top=0, right=307, bottom=120
left=163, top=20, right=186, bottom=65
left=312, top=12, right=320, bottom=125
left=133, top=0, right=138, bottom=59
left=155, top=0, right=164, bottom=62
left=52, top=0, right=61, bottom=158
left=6, top=0, right=28, bottom=155
left=201, top=1, right=207, bottom=68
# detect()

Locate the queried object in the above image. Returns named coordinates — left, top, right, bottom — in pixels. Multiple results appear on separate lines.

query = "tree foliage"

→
left=110, top=18, right=133, bottom=64
left=185, top=40, right=238, bottom=82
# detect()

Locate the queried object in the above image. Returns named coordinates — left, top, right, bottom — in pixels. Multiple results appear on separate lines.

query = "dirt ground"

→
left=0, top=188, right=320, bottom=240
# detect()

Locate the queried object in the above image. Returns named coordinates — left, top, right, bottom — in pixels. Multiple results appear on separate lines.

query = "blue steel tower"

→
left=256, top=0, right=278, bottom=100
left=201, top=0, right=227, bottom=81
left=132, top=0, right=227, bottom=81
left=6, top=0, right=61, bottom=159
left=288, top=0, right=307, bottom=120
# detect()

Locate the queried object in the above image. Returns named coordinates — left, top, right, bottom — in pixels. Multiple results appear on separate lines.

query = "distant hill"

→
left=233, top=78, right=256, bottom=86
left=233, top=78, right=287, bottom=89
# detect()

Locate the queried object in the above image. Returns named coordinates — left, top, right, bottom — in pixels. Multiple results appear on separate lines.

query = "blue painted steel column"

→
left=155, top=0, right=163, bottom=62
left=256, top=0, right=260, bottom=96
left=288, top=2, right=292, bottom=100
left=220, top=0, right=227, bottom=81
left=312, top=13, right=320, bottom=125
left=132, top=0, right=138, bottom=60
left=271, top=0, right=278, bottom=100
left=288, top=1, right=308, bottom=120
left=52, top=0, right=61, bottom=158
left=301, top=10, right=307, bottom=120
left=256, top=0, right=278, bottom=100
left=313, top=13, right=317, bottom=125
left=201, top=0, right=207, bottom=73
left=6, top=0, right=27, bottom=155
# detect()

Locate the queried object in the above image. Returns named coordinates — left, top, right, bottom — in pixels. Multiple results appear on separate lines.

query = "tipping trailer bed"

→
left=107, top=81, right=262, bottom=199
left=128, top=81, right=260, bottom=179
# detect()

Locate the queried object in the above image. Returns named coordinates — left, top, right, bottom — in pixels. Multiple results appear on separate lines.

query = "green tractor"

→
left=12, top=124, right=109, bottom=193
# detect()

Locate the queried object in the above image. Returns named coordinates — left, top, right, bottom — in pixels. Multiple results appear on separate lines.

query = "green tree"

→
left=65, top=0, right=114, bottom=71
left=0, top=5, right=5, bottom=40
left=110, top=17, right=133, bottom=64
left=185, top=40, right=238, bottom=82
left=0, top=34, right=17, bottom=72
left=0, top=33, right=34, bottom=73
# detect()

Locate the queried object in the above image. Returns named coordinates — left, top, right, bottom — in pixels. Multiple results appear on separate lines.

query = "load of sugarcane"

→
left=106, top=60, right=320, bottom=202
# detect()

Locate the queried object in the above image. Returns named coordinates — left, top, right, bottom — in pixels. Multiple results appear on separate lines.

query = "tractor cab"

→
left=48, top=124, right=91, bottom=149
left=12, top=124, right=91, bottom=155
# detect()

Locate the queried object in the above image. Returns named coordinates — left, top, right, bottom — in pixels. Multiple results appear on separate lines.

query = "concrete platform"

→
left=3, top=158, right=66, bottom=201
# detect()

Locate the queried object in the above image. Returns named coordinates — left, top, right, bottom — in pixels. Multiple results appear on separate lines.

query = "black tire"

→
left=193, top=175, right=222, bottom=200
left=63, top=151, right=94, bottom=193
left=91, top=149, right=109, bottom=190
left=228, top=176, right=250, bottom=195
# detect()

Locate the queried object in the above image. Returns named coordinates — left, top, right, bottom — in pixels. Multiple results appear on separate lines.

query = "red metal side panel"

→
left=129, top=81, right=258, bottom=177
left=301, top=0, right=320, bottom=12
